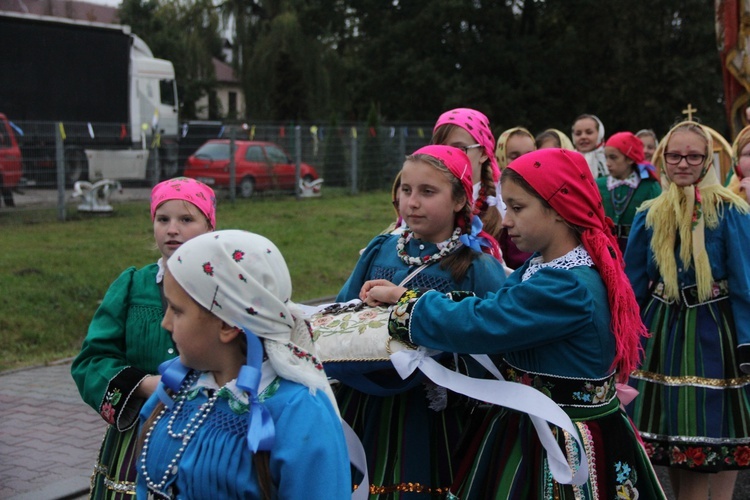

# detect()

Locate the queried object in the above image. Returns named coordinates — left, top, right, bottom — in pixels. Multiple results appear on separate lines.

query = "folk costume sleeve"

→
left=724, top=208, right=750, bottom=370
left=390, top=265, right=616, bottom=378
left=72, top=265, right=174, bottom=431
left=623, top=210, right=655, bottom=306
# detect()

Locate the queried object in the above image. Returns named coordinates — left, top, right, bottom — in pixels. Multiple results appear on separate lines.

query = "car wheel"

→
left=240, top=177, right=255, bottom=198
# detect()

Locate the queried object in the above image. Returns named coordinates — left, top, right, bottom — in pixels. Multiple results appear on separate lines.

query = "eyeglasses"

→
left=663, top=152, right=706, bottom=166
left=456, top=144, right=483, bottom=154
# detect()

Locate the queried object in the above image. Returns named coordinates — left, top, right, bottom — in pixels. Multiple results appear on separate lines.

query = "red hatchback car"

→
left=184, top=140, right=320, bottom=198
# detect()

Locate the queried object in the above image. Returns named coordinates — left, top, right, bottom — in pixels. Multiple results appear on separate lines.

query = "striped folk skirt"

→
left=627, top=282, right=750, bottom=472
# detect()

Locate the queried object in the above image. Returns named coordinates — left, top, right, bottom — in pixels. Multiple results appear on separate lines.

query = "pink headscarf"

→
left=433, top=108, right=500, bottom=182
left=150, top=177, right=217, bottom=228
left=412, top=145, right=502, bottom=261
left=507, top=149, right=647, bottom=381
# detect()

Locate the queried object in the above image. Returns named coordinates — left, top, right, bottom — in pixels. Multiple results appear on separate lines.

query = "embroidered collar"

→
left=606, top=171, right=640, bottom=191
left=190, top=361, right=278, bottom=406
left=522, top=245, right=594, bottom=281
left=396, top=227, right=462, bottom=266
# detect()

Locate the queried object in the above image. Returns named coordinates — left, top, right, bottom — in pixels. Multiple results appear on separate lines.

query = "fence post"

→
left=229, top=127, right=236, bottom=204
left=55, top=122, right=66, bottom=221
left=350, top=127, right=358, bottom=195
left=294, top=125, right=302, bottom=200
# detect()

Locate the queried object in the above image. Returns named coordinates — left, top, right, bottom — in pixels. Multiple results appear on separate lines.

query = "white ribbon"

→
left=390, top=349, right=589, bottom=486
left=341, top=419, right=369, bottom=500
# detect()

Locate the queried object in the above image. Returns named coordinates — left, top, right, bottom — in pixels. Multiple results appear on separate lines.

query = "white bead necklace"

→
left=396, top=227, right=462, bottom=266
left=139, top=371, right=220, bottom=493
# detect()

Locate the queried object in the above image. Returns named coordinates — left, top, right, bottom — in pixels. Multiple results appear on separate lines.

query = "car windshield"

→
left=194, top=142, right=230, bottom=160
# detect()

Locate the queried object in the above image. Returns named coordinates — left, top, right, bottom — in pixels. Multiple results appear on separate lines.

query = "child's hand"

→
left=360, top=280, right=406, bottom=306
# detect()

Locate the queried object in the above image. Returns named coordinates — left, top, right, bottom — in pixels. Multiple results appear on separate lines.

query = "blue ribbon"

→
left=155, top=357, right=190, bottom=409
left=459, top=216, right=491, bottom=253
left=236, top=329, right=276, bottom=453
left=638, top=162, right=657, bottom=180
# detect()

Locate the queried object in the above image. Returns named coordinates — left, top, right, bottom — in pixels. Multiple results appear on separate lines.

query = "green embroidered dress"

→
left=71, top=263, right=176, bottom=498
left=596, top=171, right=661, bottom=253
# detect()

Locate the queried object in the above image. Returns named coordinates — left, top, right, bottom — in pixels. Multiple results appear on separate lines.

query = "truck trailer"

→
left=0, top=11, right=179, bottom=184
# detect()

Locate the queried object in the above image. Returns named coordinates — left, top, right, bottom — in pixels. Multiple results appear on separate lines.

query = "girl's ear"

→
left=219, top=323, right=242, bottom=344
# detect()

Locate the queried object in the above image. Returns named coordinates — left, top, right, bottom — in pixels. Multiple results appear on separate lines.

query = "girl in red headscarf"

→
left=332, top=145, right=507, bottom=498
left=364, top=148, right=666, bottom=499
left=598, top=131, right=661, bottom=253
left=625, top=121, right=750, bottom=500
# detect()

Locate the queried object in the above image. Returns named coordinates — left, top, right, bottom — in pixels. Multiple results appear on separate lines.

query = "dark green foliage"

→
left=116, top=0, right=727, bottom=135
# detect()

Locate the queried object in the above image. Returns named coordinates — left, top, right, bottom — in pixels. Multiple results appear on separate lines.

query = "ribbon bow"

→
left=155, top=357, right=191, bottom=409
left=236, top=329, right=276, bottom=453
left=459, top=216, right=491, bottom=253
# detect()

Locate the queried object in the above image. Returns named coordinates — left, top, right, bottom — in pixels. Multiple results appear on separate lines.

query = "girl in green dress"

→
left=71, top=177, right=216, bottom=498
left=597, top=131, right=661, bottom=253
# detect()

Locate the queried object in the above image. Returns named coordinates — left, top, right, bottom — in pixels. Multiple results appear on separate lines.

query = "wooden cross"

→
left=682, top=103, right=698, bottom=121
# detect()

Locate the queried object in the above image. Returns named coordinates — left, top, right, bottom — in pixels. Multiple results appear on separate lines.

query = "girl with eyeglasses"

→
left=624, top=121, right=750, bottom=500
left=597, top=131, right=661, bottom=253
left=431, top=109, right=507, bottom=266
left=730, top=125, right=750, bottom=203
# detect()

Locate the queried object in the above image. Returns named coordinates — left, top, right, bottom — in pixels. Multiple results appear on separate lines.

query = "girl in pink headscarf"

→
left=431, top=108, right=505, bottom=252
left=333, top=145, right=507, bottom=497
left=72, top=177, right=216, bottom=499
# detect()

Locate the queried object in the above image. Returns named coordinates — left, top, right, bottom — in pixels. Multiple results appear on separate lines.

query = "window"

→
left=246, top=146, right=265, bottom=162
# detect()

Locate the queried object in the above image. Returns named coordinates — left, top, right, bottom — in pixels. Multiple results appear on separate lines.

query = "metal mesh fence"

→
left=1, top=120, right=435, bottom=222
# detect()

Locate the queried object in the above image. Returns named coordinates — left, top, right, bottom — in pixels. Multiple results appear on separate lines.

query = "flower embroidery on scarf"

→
left=239, top=274, right=247, bottom=283
left=246, top=307, right=258, bottom=315
left=286, top=343, right=324, bottom=370
left=202, top=262, right=214, bottom=276
left=232, top=250, right=244, bottom=262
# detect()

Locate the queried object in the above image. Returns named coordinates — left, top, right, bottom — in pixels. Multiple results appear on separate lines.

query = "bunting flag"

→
left=87, top=123, right=95, bottom=139
left=390, top=127, right=396, bottom=138
left=351, top=127, right=357, bottom=139
left=120, top=124, right=128, bottom=140
left=58, top=122, right=66, bottom=141
left=369, top=127, right=376, bottom=137
left=279, top=126, right=286, bottom=138
left=250, top=125, right=256, bottom=140
left=417, top=128, right=424, bottom=138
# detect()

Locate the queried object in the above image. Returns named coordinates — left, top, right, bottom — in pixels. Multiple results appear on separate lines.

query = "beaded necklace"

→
left=140, top=371, right=221, bottom=493
left=610, top=186, right=636, bottom=218
left=396, top=227, right=462, bottom=266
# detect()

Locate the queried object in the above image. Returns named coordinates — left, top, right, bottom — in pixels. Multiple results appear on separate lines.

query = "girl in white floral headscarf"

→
left=137, top=230, right=351, bottom=499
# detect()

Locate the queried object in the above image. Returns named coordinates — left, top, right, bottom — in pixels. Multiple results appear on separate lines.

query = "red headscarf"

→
left=507, top=149, right=647, bottom=380
left=411, top=145, right=502, bottom=261
left=605, top=132, right=645, bottom=165
left=433, top=108, right=500, bottom=182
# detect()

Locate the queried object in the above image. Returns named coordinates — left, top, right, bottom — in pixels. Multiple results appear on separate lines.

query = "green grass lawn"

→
left=0, top=188, right=395, bottom=371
